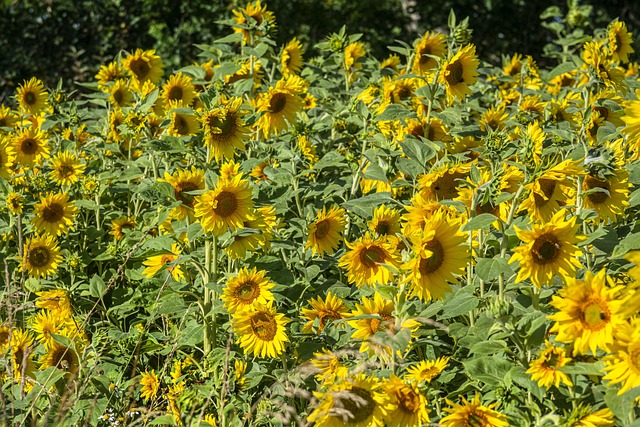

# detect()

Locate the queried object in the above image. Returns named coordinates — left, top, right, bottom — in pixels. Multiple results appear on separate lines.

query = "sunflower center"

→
left=370, top=313, right=393, bottom=333
left=419, top=239, right=445, bottom=274
left=531, top=234, right=560, bottom=265
left=374, top=221, right=390, bottom=235
left=207, top=113, right=234, bottom=137
left=584, top=175, right=610, bottom=205
left=29, top=247, right=51, bottom=268
left=336, top=387, right=375, bottom=424
left=317, top=310, right=342, bottom=330
left=467, top=409, right=489, bottom=426
left=25, top=92, right=37, bottom=105
left=250, top=312, right=277, bottom=341
left=542, top=351, right=560, bottom=368
left=580, top=298, right=610, bottom=331
left=397, top=389, right=421, bottom=414
left=173, top=115, right=189, bottom=135
left=431, top=171, right=466, bottom=200
left=175, top=182, right=200, bottom=207
left=130, top=58, right=151, bottom=80
left=113, top=89, right=124, bottom=105
left=42, top=202, right=64, bottom=223
left=418, top=46, right=432, bottom=65
left=235, top=280, right=259, bottom=302
left=269, top=93, right=287, bottom=114
left=52, top=346, right=77, bottom=372
left=395, top=86, right=412, bottom=101
left=168, top=85, right=183, bottom=101
left=409, top=124, right=424, bottom=138
left=20, top=138, right=38, bottom=155
left=359, top=245, right=386, bottom=268
left=314, top=219, right=331, bottom=239
left=214, top=191, right=239, bottom=218
left=445, top=60, right=464, bottom=86
left=58, top=164, right=75, bottom=178
left=533, top=178, right=557, bottom=207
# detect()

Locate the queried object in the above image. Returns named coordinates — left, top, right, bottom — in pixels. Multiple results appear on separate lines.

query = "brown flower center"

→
left=445, top=60, right=464, bottom=86
left=584, top=175, right=610, bottom=205
left=175, top=181, right=200, bottom=207
left=129, top=58, right=151, bottom=80
left=533, top=178, right=557, bottom=207
left=335, top=387, right=375, bottom=424
left=370, top=313, right=393, bottom=333
left=359, top=245, right=386, bottom=268
left=29, top=246, right=51, bottom=268
left=580, top=298, right=610, bottom=331
left=51, top=345, right=77, bottom=373
left=214, top=191, right=239, bottom=218
left=467, top=409, right=490, bottom=426
left=235, top=280, right=259, bottom=303
left=20, top=138, right=38, bottom=155
left=173, top=114, right=190, bottom=135
left=25, top=92, right=37, bottom=105
left=431, top=170, right=466, bottom=200
left=531, top=233, right=560, bottom=265
left=58, top=164, right=75, bottom=178
left=397, top=388, right=421, bottom=414
left=250, top=312, right=277, bottom=341
left=314, top=219, right=331, bottom=239
left=419, top=239, right=445, bottom=274
left=42, top=202, right=64, bottom=223
left=168, top=85, right=183, bottom=101
left=207, top=112, right=234, bottom=137
left=269, top=93, right=287, bottom=114
left=374, top=221, right=391, bottom=236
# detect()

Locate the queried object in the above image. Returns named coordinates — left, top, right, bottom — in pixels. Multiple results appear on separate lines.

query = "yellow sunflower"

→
left=405, top=357, right=450, bottom=384
left=39, top=339, right=81, bottom=377
left=311, top=349, right=349, bottom=385
left=255, top=75, right=306, bottom=138
left=440, top=393, right=508, bottom=427
left=49, top=150, right=85, bottom=186
left=5, top=192, right=24, bottom=214
left=0, top=137, right=15, bottom=179
left=297, top=134, right=318, bottom=165
left=582, top=169, right=630, bottom=223
left=142, top=243, right=184, bottom=281
left=95, top=60, right=127, bottom=86
left=21, top=235, right=62, bottom=278
left=161, top=72, right=196, bottom=108
left=562, top=405, right=615, bottom=427
left=602, top=318, right=640, bottom=395
left=509, top=210, right=584, bottom=288
left=201, top=96, right=248, bottom=162
left=344, top=42, right=366, bottom=73
left=121, top=48, right=164, bottom=88
left=140, top=369, right=160, bottom=401
left=35, top=289, right=72, bottom=316
left=412, top=31, right=447, bottom=75
left=0, top=104, right=17, bottom=129
left=31, top=309, right=66, bottom=347
left=418, top=163, right=470, bottom=202
left=339, top=233, right=401, bottom=287
left=32, top=192, right=77, bottom=236
left=301, top=292, right=350, bottom=334
left=401, top=193, right=452, bottom=236
left=12, top=126, right=50, bottom=167
left=167, top=109, right=200, bottom=137
left=549, top=269, right=625, bottom=356
left=608, top=20, right=634, bottom=64
left=281, top=37, right=304, bottom=75
left=232, top=301, right=289, bottom=359
left=110, top=216, right=136, bottom=240
left=479, top=105, right=508, bottom=132
left=105, top=79, right=133, bottom=107
left=221, top=267, right=275, bottom=314
left=15, top=77, right=49, bottom=114
left=308, top=373, right=392, bottom=427
left=161, top=166, right=205, bottom=220
left=9, top=328, right=36, bottom=378
left=306, top=206, right=347, bottom=256
left=383, top=375, right=430, bottom=427
left=439, top=44, right=480, bottom=102
left=525, top=341, right=573, bottom=389
left=368, top=204, right=401, bottom=237
left=194, top=174, right=254, bottom=236
left=404, top=211, right=469, bottom=301
left=231, top=0, right=276, bottom=44
left=224, top=206, right=275, bottom=259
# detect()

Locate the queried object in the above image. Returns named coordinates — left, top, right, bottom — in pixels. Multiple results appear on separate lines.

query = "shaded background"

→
left=1, top=0, right=639, bottom=102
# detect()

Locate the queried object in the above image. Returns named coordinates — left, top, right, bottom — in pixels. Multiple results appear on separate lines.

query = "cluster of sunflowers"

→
left=2, top=0, right=640, bottom=426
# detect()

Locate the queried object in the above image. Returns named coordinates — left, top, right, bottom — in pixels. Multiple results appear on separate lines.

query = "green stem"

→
left=203, top=237, right=218, bottom=355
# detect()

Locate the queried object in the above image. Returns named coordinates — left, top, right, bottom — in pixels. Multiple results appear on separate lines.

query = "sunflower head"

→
left=439, top=44, right=480, bottom=102
left=21, top=235, right=63, bottom=278
left=15, top=78, right=49, bottom=114
left=121, top=48, right=164, bottom=87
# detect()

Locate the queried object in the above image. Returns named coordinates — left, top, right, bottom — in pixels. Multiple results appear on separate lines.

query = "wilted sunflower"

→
left=602, top=318, right=640, bottom=395
left=201, top=96, right=247, bottom=162
left=440, top=394, right=508, bottom=427
left=608, top=20, right=634, bottom=64
left=221, top=267, right=275, bottom=314
left=439, top=44, right=480, bottom=102
left=194, top=174, right=254, bottom=236
left=405, top=357, right=450, bottom=384
left=110, top=216, right=136, bottom=240
left=582, top=168, right=630, bottom=223
left=39, top=339, right=80, bottom=377
left=306, top=206, right=347, bottom=256
left=121, top=48, right=164, bottom=87
left=301, top=292, right=349, bottom=334
left=12, top=126, right=49, bottom=167
left=509, top=210, right=584, bottom=288
left=142, top=243, right=184, bottom=281
left=383, top=375, right=430, bottom=427
left=15, top=77, right=48, bottom=114
left=32, top=192, right=77, bottom=236
left=412, top=31, right=447, bottom=75
left=21, top=235, right=62, bottom=278
left=162, top=72, right=196, bottom=108
left=339, top=233, right=401, bottom=287
left=525, top=341, right=573, bottom=389
left=140, top=370, right=160, bottom=401
left=232, top=301, right=289, bottom=358
left=49, top=150, right=85, bottom=186
left=161, top=166, right=205, bottom=220
left=404, top=211, right=469, bottom=301
left=0, top=138, right=15, bottom=179
left=255, top=75, right=306, bottom=138
left=281, top=37, right=304, bottom=75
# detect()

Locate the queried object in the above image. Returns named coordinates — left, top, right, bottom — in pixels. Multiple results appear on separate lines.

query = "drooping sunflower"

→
left=412, top=31, right=447, bottom=75
left=12, top=126, right=50, bottom=167
left=301, top=291, right=350, bottom=334
left=339, top=233, right=401, bottom=287
left=440, top=394, right=508, bottom=427
left=255, top=75, right=306, bottom=138
left=549, top=269, right=625, bottom=356
left=297, top=134, right=318, bottom=165
left=49, top=150, right=85, bottom=186
left=162, top=72, right=196, bottom=108
left=281, top=37, right=304, bottom=75
left=15, top=77, right=49, bottom=114
left=167, top=109, right=200, bottom=137
left=142, top=243, right=184, bottom=281
left=161, top=166, right=205, bottom=221
left=35, top=289, right=72, bottom=316
left=194, top=174, right=254, bottom=236
left=110, top=216, right=136, bottom=240
left=602, top=318, right=640, bottom=395
left=39, top=339, right=81, bottom=377
left=140, top=370, right=160, bottom=401
left=306, top=206, right=347, bottom=256
left=509, top=210, right=584, bottom=288
left=405, top=357, right=450, bottom=384
left=232, top=301, right=289, bottom=359
left=0, top=138, right=15, bottom=179
left=608, top=20, right=634, bottom=64
left=221, top=267, right=275, bottom=314
left=439, top=44, right=480, bottom=102
left=383, top=375, right=430, bottom=427
left=21, top=235, right=62, bottom=278
left=525, top=341, right=573, bottom=389
left=121, top=48, right=164, bottom=87
left=368, top=204, right=401, bottom=237
left=307, top=373, right=392, bottom=427
left=231, top=0, right=276, bottom=44
left=582, top=168, right=630, bottom=223
left=32, top=192, right=77, bottom=236
left=404, top=211, right=469, bottom=301
left=201, top=96, right=248, bottom=162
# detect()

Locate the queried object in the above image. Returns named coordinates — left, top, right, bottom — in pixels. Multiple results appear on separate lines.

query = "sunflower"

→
left=21, top=235, right=62, bottom=278
left=301, top=292, right=350, bottom=334
left=49, top=150, right=85, bottom=186
left=39, top=339, right=81, bottom=377
left=32, top=192, right=77, bottom=236
left=381, top=54, right=401, bottom=71
left=562, top=405, right=615, bottom=427
left=255, top=75, right=306, bottom=138
left=509, top=210, right=584, bottom=288
left=383, top=375, right=430, bottom=427
left=602, top=318, right=640, bottom=395
left=121, top=48, right=164, bottom=88
left=167, top=109, right=200, bottom=137
left=525, top=341, right=573, bottom=389
left=405, top=357, right=450, bottom=384
left=582, top=168, right=629, bottom=223
left=224, top=207, right=275, bottom=259
left=368, top=205, right=401, bottom=237
left=162, top=72, right=196, bottom=108
left=0, top=138, right=15, bottom=179
left=401, top=193, right=452, bottom=236
left=440, top=393, right=508, bottom=427
left=0, top=104, right=17, bottom=129
left=344, top=42, right=366, bottom=73
left=404, top=211, right=469, bottom=301
left=31, top=310, right=65, bottom=347
left=95, top=60, right=127, bottom=86
left=439, top=44, right=480, bottom=102
left=339, top=233, right=401, bottom=287
left=231, top=0, right=276, bottom=44
left=307, top=373, right=392, bottom=427
left=311, top=349, right=349, bottom=385
left=297, top=134, right=318, bottom=165
left=142, top=243, right=184, bottom=281
left=15, top=77, right=49, bottom=114
left=418, top=163, right=470, bottom=202
left=549, top=269, right=625, bottom=356
left=110, top=216, right=136, bottom=240
left=608, top=20, right=634, bottom=64
left=232, top=301, right=289, bottom=358
left=201, top=96, right=248, bottom=162
left=281, top=37, right=304, bottom=75
left=9, top=328, right=36, bottom=378
left=12, top=126, right=49, bottom=167
left=104, top=79, right=133, bottom=107
left=35, top=289, right=72, bottom=316
left=5, top=192, right=24, bottom=214
left=479, top=105, right=508, bottom=132
left=306, top=206, right=347, bottom=256
left=194, top=174, right=254, bottom=236
left=582, top=41, right=625, bottom=91
left=161, top=166, right=205, bottom=220
left=412, top=31, right=447, bottom=75
left=221, top=267, right=275, bottom=314
left=140, top=370, right=160, bottom=401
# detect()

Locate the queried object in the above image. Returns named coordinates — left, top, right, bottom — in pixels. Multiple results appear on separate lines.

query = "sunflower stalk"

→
left=203, top=237, right=218, bottom=356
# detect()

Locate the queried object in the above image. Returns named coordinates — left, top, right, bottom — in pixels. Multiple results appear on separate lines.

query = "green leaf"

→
left=396, top=157, right=423, bottom=178
left=463, top=355, right=512, bottom=386
left=440, top=287, right=479, bottom=319
left=89, top=274, right=106, bottom=298
left=342, top=192, right=393, bottom=218
left=604, top=386, right=640, bottom=421
left=546, top=62, right=576, bottom=80
left=560, top=361, right=605, bottom=376
left=475, top=257, right=513, bottom=282
left=612, top=232, right=640, bottom=258
left=362, top=163, right=387, bottom=182
left=375, top=104, right=415, bottom=121
left=315, top=151, right=346, bottom=171
left=147, top=415, right=179, bottom=426
left=462, top=213, right=499, bottom=231
left=469, top=340, right=507, bottom=355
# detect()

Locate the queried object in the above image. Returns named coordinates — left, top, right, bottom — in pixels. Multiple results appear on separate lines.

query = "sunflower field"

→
left=3, top=1, right=640, bottom=426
